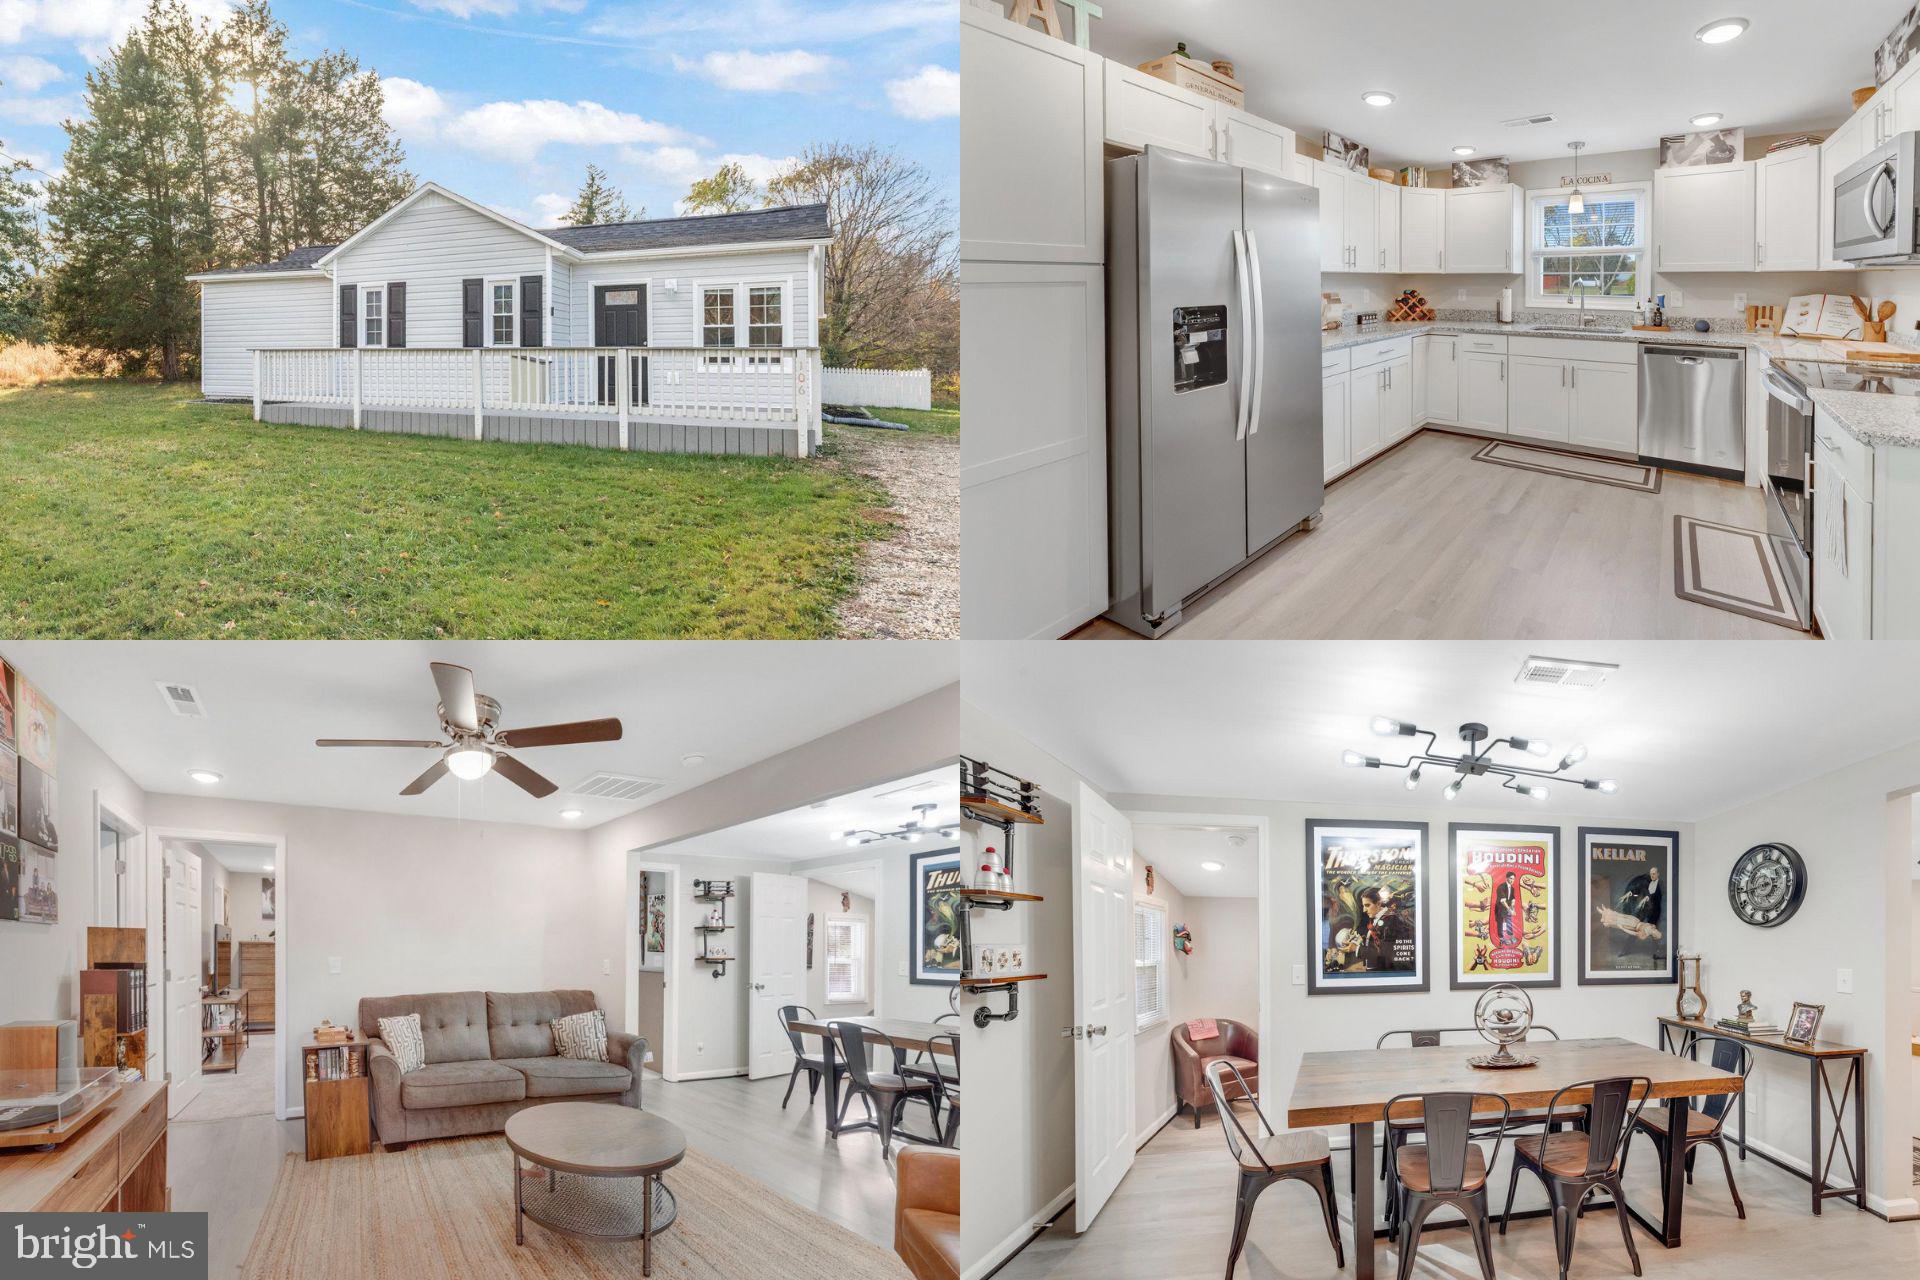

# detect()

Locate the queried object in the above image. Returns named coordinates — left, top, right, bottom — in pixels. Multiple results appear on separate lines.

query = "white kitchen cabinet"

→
left=1322, top=374, right=1349, bottom=481
left=1820, top=112, right=1869, bottom=271
left=1308, top=160, right=1388, bottom=272
left=1216, top=104, right=1296, bottom=178
left=961, top=8, right=1104, bottom=264
left=1424, top=335, right=1459, bottom=424
left=1349, top=362, right=1384, bottom=464
left=1309, top=161, right=1348, bottom=273
left=1383, top=356, right=1414, bottom=445
left=1754, top=146, right=1821, bottom=272
left=1346, top=173, right=1379, bottom=273
left=1375, top=183, right=1401, bottom=273
left=1813, top=464, right=1871, bottom=641
left=1412, top=337, right=1429, bottom=424
left=1567, top=361, right=1638, bottom=454
left=1445, top=186, right=1524, bottom=274
left=1654, top=161, right=1756, bottom=272
left=1460, top=351, right=1508, bottom=434
left=1508, top=354, right=1571, bottom=443
left=1103, top=60, right=1213, bottom=159
left=1401, top=187, right=1445, bottom=273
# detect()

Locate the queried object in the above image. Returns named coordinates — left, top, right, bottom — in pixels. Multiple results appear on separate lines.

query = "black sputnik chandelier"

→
left=1342, top=717, right=1617, bottom=802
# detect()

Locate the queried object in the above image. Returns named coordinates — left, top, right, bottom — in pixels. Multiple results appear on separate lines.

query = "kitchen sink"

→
left=1530, top=325, right=1614, bottom=333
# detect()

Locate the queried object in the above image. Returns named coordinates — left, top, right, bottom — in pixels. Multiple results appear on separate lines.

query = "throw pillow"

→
left=377, top=1013, right=426, bottom=1074
left=552, top=1009, right=608, bottom=1062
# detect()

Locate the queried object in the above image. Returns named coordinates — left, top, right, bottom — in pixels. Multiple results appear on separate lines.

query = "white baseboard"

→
left=1137, top=1104, right=1177, bottom=1150
left=1742, top=1136, right=1916, bottom=1220
left=674, top=1067, right=749, bottom=1081
left=964, top=1182, right=1074, bottom=1280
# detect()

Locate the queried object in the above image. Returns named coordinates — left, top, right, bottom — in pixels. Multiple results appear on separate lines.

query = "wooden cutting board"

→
left=1846, top=348, right=1920, bottom=364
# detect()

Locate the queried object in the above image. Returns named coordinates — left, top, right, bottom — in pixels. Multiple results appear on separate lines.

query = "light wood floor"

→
left=170, top=1069, right=922, bottom=1275
left=1000, top=1108, right=1918, bottom=1280
left=1071, top=430, right=1812, bottom=640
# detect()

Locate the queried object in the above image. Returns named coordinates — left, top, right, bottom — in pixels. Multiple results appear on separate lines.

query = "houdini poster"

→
left=1452, top=827, right=1557, bottom=987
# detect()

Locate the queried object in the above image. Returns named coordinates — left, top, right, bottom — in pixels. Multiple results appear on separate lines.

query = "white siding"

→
left=548, top=255, right=573, bottom=346
left=332, top=191, right=548, bottom=347
left=568, top=248, right=814, bottom=347
left=198, top=276, right=334, bottom=398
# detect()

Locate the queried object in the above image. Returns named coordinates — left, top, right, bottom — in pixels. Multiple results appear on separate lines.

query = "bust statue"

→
left=1734, top=990, right=1756, bottom=1024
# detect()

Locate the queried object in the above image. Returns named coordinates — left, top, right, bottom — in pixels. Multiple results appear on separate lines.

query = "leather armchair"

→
left=1172, top=1018, right=1258, bottom=1127
left=894, top=1147, right=960, bottom=1280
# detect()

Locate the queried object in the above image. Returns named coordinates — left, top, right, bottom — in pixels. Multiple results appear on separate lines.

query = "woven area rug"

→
left=1672, top=514, right=1804, bottom=630
left=240, top=1135, right=911, bottom=1280
left=1473, top=439, right=1662, bottom=492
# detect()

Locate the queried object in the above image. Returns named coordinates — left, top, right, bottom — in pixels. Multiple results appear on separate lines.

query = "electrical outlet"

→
left=1292, top=964, right=1306, bottom=986
left=328, top=956, right=342, bottom=975
left=1732, top=292, right=1747, bottom=312
left=1836, top=968, right=1853, bottom=994
left=1667, top=289, right=1684, bottom=308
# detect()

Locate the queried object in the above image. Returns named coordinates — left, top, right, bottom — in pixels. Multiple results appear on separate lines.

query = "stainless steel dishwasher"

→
left=1638, top=344, right=1746, bottom=479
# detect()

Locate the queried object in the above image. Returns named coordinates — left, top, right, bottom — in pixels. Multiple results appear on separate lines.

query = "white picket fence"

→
left=822, top=366, right=932, bottom=411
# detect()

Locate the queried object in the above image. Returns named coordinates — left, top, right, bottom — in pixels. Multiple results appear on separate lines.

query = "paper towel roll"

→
left=1498, top=288, right=1514, bottom=324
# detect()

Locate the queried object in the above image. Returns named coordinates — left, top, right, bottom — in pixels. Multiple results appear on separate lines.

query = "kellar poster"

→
left=1450, top=824, right=1559, bottom=988
left=1578, top=827, right=1677, bottom=985
left=1305, top=820, right=1428, bottom=994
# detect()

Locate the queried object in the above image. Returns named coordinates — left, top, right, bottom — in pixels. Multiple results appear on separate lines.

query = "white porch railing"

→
left=252, top=346, right=821, bottom=455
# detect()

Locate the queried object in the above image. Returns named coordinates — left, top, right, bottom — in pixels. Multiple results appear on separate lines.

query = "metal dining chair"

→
left=902, top=1011, right=961, bottom=1097
left=925, top=1029, right=960, bottom=1148
left=1625, top=1036, right=1752, bottom=1219
left=1206, top=1060, right=1342, bottom=1278
left=777, top=1004, right=830, bottom=1110
left=1386, top=1090, right=1510, bottom=1280
left=1500, top=1076, right=1651, bottom=1280
left=829, top=1021, right=939, bottom=1159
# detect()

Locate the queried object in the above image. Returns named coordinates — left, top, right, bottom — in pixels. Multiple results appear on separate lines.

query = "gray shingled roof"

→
left=226, top=243, right=338, bottom=274
left=543, top=202, right=831, bottom=253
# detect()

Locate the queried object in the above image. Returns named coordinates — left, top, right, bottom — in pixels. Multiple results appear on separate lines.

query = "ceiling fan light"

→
left=446, top=746, right=495, bottom=781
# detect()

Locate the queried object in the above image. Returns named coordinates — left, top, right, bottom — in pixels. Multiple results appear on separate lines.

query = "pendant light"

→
left=1566, top=141, right=1586, bottom=216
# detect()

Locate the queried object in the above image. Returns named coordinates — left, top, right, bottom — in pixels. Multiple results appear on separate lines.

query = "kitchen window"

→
left=361, top=285, right=385, bottom=348
left=1134, top=900, right=1166, bottom=1032
left=1527, top=183, right=1649, bottom=311
left=825, top=916, right=868, bottom=1003
left=488, top=279, right=517, bottom=347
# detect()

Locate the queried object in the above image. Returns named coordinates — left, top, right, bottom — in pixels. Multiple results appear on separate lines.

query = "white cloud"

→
left=380, top=76, right=449, bottom=139
left=884, top=63, right=956, bottom=121
left=588, top=0, right=948, bottom=47
left=672, top=48, right=831, bottom=93
left=0, top=53, right=62, bottom=92
left=407, top=0, right=585, bottom=16
left=621, top=144, right=792, bottom=191
left=0, top=0, right=235, bottom=59
left=448, top=99, right=689, bottom=164
left=532, top=191, right=571, bottom=224
left=0, top=91, right=74, bottom=125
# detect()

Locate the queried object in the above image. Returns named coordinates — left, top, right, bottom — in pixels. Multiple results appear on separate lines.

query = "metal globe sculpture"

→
left=1468, top=983, right=1538, bottom=1069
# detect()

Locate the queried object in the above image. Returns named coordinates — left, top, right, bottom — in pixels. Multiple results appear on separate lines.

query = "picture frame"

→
left=645, top=891, right=666, bottom=955
left=1451, top=155, right=1510, bottom=187
left=1878, top=2, right=1920, bottom=85
left=1304, top=819, right=1429, bottom=995
left=1659, top=128, right=1743, bottom=169
left=0, top=742, right=16, bottom=840
left=908, top=845, right=965, bottom=985
left=0, top=657, right=13, bottom=747
left=1784, top=1000, right=1825, bottom=1046
left=1576, top=827, right=1679, bottom=986
left=1322, top=131, right=1369, bottom=171
left=1449, top=823, right=1560, bottom=990
left=261, top=875, right=276, bottom=921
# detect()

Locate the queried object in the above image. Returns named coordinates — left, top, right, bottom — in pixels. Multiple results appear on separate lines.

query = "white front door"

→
left=1073, top=783, right=1135, bottom=1231
left=746, top=873, right=807, bottom=1080
left=165, top=844, right=203, bottom=1115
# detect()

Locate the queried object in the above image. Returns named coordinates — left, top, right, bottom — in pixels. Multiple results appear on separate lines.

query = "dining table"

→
left=1285, top=1036, right=1743, bottom=1280
left=785, top=1014, right=959, bottom=1139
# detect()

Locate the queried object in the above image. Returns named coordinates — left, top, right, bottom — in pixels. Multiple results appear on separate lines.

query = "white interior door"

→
left=1073, top=783, right=1135, bottom=1231
left=164, top=843, right=203, bottom=1115
left=746, top=872, right=807, bottom=1080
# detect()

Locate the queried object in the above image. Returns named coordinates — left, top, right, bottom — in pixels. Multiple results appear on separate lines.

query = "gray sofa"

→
left=358, top=989, right=644, bottom=1150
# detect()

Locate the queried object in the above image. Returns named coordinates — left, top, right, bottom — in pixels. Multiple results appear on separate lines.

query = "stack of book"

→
left=306, top=1046, right=362, bottom=1081
left=1716, top=1018, right=1781, bottom=1035
left=1766, top=134, right=1822, bottom=154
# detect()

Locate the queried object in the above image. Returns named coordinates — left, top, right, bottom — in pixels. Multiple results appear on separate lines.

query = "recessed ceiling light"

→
left=187, top=768, right=222, bottom=785
left=1200, top=860, right=1224, bottom=872
left=1361, top=90, right=1395, bottom=107
left=1694, top=17, right=1748, bottom=44
left=264, top=865, right=274, bottom=873
left=680, top=752, right=706, bottom=767
left=1452, top=146, right=1477, bottom=156
left=559, top=808, right=583, bottom=821
left=1690, top=112, right=1725, bottom=128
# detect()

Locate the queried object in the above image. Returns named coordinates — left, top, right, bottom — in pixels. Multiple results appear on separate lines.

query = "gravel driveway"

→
left=828, top=423, right=959, bottom=639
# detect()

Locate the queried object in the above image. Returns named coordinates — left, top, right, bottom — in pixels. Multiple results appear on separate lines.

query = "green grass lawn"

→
left=0, top=381, right=894, bottom=638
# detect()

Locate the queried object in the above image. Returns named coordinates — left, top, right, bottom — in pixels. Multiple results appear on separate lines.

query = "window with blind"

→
left=825, top=916, right=868, bottom=1003
left=1527, top=184, right=1649, bottom=311
left=1134, top=901, right=1166, bottom=1031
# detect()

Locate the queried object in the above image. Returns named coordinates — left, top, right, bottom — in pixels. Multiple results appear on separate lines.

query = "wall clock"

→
left=1726, top=843, right=1806, bottom=927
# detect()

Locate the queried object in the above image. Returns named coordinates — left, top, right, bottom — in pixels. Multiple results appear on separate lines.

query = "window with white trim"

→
left=824, top=916, right=868, bottom=1003
left=489, top=279, right=517, bottom=347
left=702, top=287, right=735, bottom=348
left=1134, top=900, right=1167, bottom=1032
left=748, top=285, right=784, bottom=347
left=361, top=284, right=386, bottom=348
left=1526, top=183, right=1649, bottom=311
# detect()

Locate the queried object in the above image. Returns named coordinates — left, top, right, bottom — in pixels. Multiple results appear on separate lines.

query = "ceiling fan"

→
left=316, top=662, right=622, bottom=798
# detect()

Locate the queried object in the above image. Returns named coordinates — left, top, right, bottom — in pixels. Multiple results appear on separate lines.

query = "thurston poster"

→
left=1578, top=827, right=1678, bottom=985
left=909, top=846, right=965, bottom=985
left=1305, top=820, right=1428, bottom=994
left=1450, top=824, right=1559, bottom=988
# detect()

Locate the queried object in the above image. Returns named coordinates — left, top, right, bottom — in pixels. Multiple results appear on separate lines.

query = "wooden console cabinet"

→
left=238, top=941, right=276, bottom=1030
left=303, top=1039, right=371, bottom=1161
left=0, top=1081, right=169, bottom=1212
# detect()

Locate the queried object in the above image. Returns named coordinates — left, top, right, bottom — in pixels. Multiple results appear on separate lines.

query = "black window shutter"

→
left=339, top=284, right=357, bottom=348
left=520, top=274, right=543, bottom=347
left=462, top=278, right=483, bottom=348
left=387, top=282, right=407, bottom=349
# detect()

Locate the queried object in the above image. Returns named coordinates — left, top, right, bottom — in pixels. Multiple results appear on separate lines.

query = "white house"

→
left=187, top=182, right=832, bottom=456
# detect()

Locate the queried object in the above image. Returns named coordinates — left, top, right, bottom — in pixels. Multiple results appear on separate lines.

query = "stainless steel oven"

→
left=1762, top=363, right=1813, bottom=629
left=1835, top=130, right=1918, bottom=264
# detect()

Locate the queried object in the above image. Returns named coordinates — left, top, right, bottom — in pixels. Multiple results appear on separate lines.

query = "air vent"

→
left=1503, top=113, right=1558, bottom=128
left=156, top=681, right=207, bottom=718
left=874, top=778, right=943, bottom=800
left=568, top=771, right=665, bottom=802
left=1514, top=656, right=1618, bottom=690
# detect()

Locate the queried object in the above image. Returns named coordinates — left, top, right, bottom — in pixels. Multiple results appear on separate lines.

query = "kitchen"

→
left=960, top=0, right=1920, bottom=641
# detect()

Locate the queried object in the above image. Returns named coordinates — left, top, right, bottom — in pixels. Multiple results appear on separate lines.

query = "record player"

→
left=0, top=1066, right=120, bottom=1148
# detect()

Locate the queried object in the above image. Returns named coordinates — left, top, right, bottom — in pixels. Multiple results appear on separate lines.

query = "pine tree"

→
left=682, top=161, right=760, bottom=214
left=276, top=51, right=412, bottom=254
left=0, top=158, right=43, bottom=341
left=218, top=0, right=298, bottom=266
left=563, top=164, right=635, bottom=226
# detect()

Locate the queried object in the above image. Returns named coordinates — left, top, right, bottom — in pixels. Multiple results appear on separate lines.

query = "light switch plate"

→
left=897, top=961, right=909, bottom=977
left=1292, top=964, right=1306, bottom=986
left=1836, top=968, right=1853, bottom=994
left=602, top=957, right=611, bottom=975
left=328, top=956, right=342, bottom=975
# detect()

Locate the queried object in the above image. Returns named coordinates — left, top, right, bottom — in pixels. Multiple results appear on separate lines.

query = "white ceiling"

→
left=4, top=642, right=956, bottom=830
left=1091, top=1, right=1910, bottom=165
left=1133, top=823, right=1258, bottom=898
left=807, top=862, right=881, bottom=903
left=180, top=839, right=277, bottom=875
left=655, top=765, right=956, bottom=863
left=963, top=642, right=1920, bottom=823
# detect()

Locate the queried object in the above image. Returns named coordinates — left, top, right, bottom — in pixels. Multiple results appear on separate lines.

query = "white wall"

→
left=225, top=871, right=275, bottom=942
left=197, top=276, right=334, bottom=397
left=1179, top=896, right=1260, bottom=1031
left=878, top=845, right=962, bottom=1023
left=804, top=878, right=875, bottom=1017
left=1857, top=269, right=1920, bottom=347
left=569, top=249, right=814, bottom=348
left=198, top=854, right=229, bottom=978
left=1131, top=854, right=1189, bottom=1141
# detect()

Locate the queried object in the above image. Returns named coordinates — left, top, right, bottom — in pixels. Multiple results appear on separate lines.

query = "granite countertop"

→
left=1807, top=389, right=1920, bottom=450
left=1320, top=319, right=1857, bottom=364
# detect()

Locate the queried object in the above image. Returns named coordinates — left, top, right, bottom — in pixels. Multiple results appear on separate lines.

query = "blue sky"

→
left=0, top=0, right=957, bottom=234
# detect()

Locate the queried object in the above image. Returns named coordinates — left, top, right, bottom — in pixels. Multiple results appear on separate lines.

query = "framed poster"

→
left=20, top=841, right=55, bottom=924
left=645, top=892, right=666, bottom=954
left=1449, top=824, right=1559, bottom=989
left=16, top=679, right=53, bottom=777
left=0, top=658, right=13, bottom=746
left=261, top=876, right=276, bottom=920
left=0, top=742, right=16, bottom=840
left=1304, top=820, right=1428, bottom=995
left=1577, top=827, right=1678, bottom=986
left=0, top=835, right=18, bottom=919
left=909, top=846, right=965, bottom=985
left=17, top=757, right=54, bottom=852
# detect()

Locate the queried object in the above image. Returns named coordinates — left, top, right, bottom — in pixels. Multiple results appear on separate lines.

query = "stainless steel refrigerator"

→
left=1106, top=147, right=1324, bottom=637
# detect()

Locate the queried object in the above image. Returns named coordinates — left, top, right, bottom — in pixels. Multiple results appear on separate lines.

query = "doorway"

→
left=632, top=862, right=674, bottom=1081
left=593, top=283, right=650, bottom=406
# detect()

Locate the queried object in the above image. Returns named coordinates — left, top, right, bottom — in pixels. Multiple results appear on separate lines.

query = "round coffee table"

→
left=504, top=1102, right=687, bottom=1276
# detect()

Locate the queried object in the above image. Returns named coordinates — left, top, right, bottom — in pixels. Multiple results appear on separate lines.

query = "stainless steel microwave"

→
left=1835, top=130, right=1917, bottom=263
